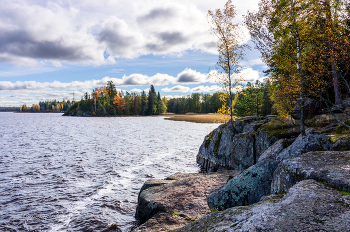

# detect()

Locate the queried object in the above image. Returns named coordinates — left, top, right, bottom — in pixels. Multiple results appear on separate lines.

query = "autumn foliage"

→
left=113, top=95, right=126, bottom=114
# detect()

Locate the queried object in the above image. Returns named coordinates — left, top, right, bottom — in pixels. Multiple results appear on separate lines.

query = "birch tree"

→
left=208, top=0, right=245, bottom=129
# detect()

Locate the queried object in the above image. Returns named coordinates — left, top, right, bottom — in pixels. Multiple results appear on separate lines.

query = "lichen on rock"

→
left=207, top=159, right=279, bottom=210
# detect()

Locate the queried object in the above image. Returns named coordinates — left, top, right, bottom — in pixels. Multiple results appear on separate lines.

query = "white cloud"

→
left=164, top=95, right=184, bottom=99
left=248, top=58, right=265, bottom=66
left=238, top=68, right=260, bottom=83
left=0, top=68, right=261, bottom=92
left=190, top=85, right=220, bottom=92
left=0, top=0, right=260, bottom=66
left=162, top=85, right=190, bottom=92
left=174, top=68, right=210, bottom=84
left=130, top=88, right=143, bottom=93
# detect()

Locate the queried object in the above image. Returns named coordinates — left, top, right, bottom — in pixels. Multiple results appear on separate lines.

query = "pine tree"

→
left=147, top=85, right=157, bottom=115
left=141, top=91, right=148, bottom=115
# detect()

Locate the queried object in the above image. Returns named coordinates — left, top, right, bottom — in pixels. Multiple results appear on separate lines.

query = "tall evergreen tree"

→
left=147, top=85, right=157, bottom=115
left=141, top=91, right=148, bottom=115
left=107, top=81, right=117, bottom=104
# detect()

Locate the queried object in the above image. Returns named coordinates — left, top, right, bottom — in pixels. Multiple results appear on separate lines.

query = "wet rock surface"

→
left=174, top=180, right=350, bottom=232
left=272, top=151, right=350, bottom=194
left=134, top=171, right=241, bottom=231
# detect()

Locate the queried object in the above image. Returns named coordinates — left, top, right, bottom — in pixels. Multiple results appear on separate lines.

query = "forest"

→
left=244, top=0, right=350, bottom=118
left=60, top=79, right=273, bottom=117
left=19, top=100, right=72, bottom=113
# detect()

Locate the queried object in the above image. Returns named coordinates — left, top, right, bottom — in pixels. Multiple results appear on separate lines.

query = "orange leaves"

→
left=91, top=87, right=109, bottom=100
left=113, top=95, right=125, bottom=113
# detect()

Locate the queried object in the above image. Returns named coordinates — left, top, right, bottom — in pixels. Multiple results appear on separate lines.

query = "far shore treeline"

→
left=16, top=79, right=274, bottom=117
left=62, top=80, right=273, bottom=116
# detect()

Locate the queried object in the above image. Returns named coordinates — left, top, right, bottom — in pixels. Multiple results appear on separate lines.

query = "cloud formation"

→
left=174, top=68, right=210, bottom=84
left=190, top=85, right=220, bottom=92
left=0, top=67, right=260, bottom=92
left=161, top=85, right=190, bottom=92
left=0, top=0, right=227, bottom=66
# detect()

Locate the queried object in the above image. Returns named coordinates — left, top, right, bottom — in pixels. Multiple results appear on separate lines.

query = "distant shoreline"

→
left=64, top=112, right=225, bottom=123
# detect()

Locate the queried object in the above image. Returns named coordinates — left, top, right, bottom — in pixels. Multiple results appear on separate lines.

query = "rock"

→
left=139, top=179, right=177, bottom=193
left=197, top=116, right=287, bottom=172
left=197, top=116, right=306, bottom=172
left=254, top=118, right=302, bottom=157
left=271, top=151, right=350, bottom=194
left=254, top=129, right=277, bottom=159
left=228, top=131, right=256, bottom=171
left=333, top=139, right=350, bottom=151
left=257, top=139, right=289, bottom=163
left=318, top=122, right=339, bottom=134
left=174, top=180, right=350, bottom=232
left=135, top=171, right=241, bottom=230
left=292, top=97, right=320, bottom=119
left=274, top=132, right=333, bottom=162
left=197, top=124, right=228, bottom=172
left=197, top=117, right=261, bottom=172
left=133, top=212, right=188, bottom=232
left=313, top=113, right=350, bottom=125
left=207, top=159, right=279, bottom=210
left=242, top=120, right=264, bottom=133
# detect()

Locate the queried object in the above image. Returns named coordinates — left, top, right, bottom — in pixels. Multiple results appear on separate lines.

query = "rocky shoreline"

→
left=134, top=114, right=350, bottom=231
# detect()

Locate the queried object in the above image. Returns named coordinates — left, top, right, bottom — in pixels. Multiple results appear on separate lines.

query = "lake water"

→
left=0, top=112, right=219, bottom=231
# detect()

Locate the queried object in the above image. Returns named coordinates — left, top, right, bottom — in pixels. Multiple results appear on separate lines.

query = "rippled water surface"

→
left=0, top=112, right=219, bottom=231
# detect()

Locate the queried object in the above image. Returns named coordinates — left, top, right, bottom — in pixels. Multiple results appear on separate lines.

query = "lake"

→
left=0, top=112, right=219, bottom=231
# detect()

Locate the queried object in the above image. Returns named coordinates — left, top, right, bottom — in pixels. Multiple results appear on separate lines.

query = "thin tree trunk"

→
left=291, top=0, right=306, bottom=136
left=227, top=45, right=235, bottom=131
left=332, top=64, right=342, bottom=105
left=324, top=0, right=342, bottom=105
left=297, top=36, right=306, bottom=136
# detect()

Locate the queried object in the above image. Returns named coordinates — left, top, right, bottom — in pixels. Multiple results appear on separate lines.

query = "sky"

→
left=0, top=0, right=266, bottom=107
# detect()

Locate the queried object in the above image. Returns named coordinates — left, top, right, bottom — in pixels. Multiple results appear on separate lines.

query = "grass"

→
left=164, top=114, right=227, bottom=123
left=339, top=190, right=350, bottom=195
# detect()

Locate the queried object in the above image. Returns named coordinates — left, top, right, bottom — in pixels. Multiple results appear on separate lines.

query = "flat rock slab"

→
left=272, top=151, right=350, bottom=194
left=174, top=179, right=350, bottom=232
left=134, top=171, right=241, bottom=231
left=133, top=212, right=188, bottom=232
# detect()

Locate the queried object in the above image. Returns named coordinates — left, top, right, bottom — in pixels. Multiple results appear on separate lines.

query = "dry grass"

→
left=164, top=114, right=227, bottom=124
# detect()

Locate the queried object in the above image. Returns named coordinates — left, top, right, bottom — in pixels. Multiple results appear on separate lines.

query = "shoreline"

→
left=134, top=115, right=350, bottom=231
left=63, top=112, right=226, bottom=123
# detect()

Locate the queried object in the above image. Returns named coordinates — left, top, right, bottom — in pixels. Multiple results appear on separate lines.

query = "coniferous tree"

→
left=147, top=85, right=156, bottom=115
left=141, top=91, right=148, bottom=115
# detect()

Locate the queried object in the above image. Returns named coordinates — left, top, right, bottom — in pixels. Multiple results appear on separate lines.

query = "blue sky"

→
left=0, top=0, right=265, bottom=106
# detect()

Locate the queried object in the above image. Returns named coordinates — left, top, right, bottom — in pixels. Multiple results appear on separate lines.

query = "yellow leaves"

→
left=216, top=92, right=230, bottom=123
